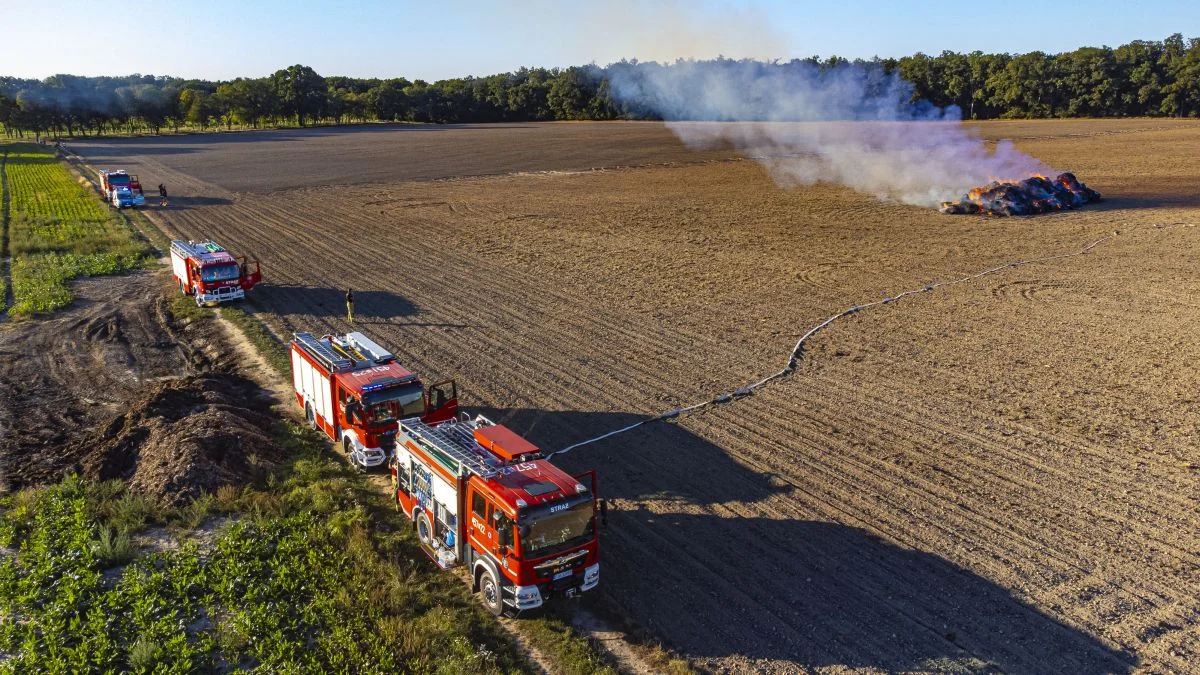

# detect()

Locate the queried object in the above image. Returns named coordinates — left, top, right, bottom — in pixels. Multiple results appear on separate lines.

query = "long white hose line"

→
left=545, top=230, right=1125, bottom=459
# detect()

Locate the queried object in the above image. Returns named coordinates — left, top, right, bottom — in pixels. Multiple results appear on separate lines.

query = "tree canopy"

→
left=3, top=34, right=1198, bottom=138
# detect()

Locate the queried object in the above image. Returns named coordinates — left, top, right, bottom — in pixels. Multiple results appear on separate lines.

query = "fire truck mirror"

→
left=498, top=544, right=509, bottom=557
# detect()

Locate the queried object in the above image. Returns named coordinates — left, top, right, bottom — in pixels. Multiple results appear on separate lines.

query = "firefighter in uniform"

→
left=345, top=288, right=355, bottom=323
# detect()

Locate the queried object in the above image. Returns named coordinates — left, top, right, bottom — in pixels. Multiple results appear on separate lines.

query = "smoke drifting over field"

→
left=608, top=60, right=1053, bottom=206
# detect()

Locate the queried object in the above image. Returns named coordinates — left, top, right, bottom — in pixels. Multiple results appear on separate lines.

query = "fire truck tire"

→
left=478, top=570, right=505, bottom=616
left=416, top=512, right=434, bottom=548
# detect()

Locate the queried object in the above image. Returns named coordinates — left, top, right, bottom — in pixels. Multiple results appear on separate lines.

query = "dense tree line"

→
left=2, top=34, right=1198, bottom=138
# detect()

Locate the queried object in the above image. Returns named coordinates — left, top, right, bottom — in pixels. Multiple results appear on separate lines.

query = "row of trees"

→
left=895, top=34, right=1200, bottom=119
left=2, top=34, right=1198, bottom=138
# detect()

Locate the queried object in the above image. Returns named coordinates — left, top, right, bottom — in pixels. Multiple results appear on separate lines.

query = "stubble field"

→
left=73, top=119, right=1200, bottom=673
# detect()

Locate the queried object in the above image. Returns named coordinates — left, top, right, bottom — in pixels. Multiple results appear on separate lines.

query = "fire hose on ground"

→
left=544, top=223, right=1194, bottom=459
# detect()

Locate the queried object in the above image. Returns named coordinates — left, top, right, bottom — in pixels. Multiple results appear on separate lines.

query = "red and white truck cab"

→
left=390, top=414, right=600, bottom=615
left=98, top=169, right=145, bottom=207
left=170, top=239, right=261, bottom=306
left=290, top=331, right=457, bottom=469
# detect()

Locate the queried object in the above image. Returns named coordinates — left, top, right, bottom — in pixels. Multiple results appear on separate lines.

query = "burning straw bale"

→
left=82, top=373, right=284, bottom=507
left=940, top=172, right=1102, bottom=216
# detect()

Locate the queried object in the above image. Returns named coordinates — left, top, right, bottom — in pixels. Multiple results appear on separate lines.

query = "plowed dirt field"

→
left=73, top=120, right=1200, bottom=673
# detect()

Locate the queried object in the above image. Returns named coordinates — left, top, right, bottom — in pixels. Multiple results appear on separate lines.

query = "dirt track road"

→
left=72, top=120, right=1200, bottom=673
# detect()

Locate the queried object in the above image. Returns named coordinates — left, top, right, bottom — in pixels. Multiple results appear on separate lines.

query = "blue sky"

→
left=2, top=0, right=1196, bottom=81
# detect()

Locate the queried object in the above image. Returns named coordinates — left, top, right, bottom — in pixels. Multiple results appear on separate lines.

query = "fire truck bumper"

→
left=511, top=584, right=544, bottom=611
left=197, top=287, right=246, bottom=304
left=358, top=450, right=387, bottom=468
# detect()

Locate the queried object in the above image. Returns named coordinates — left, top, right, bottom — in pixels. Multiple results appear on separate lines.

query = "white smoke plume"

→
left=607, top=59, right=1054, bottom=206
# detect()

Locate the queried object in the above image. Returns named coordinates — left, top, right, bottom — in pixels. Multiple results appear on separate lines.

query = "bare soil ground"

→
left=72, top=119, right=1200, bottom=673
left=0, top=272, right=282, bottom=505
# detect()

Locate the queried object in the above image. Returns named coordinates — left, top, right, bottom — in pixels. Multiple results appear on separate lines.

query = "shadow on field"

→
left=607, top=509, right=1137, bottom=673
left=70, top=122, right=544, bottom=154
left=1089, top=193, right=1200, bottom=211
left=481, top=408, right=1136, bottom=673
left=161, top=195, right=234, bottom=209
left=476, top=407, right=787, bottom=505
left=255, top=284, right=418, bottom=323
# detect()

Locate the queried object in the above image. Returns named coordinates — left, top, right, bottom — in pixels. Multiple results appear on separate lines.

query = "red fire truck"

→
left=389, top=414, right=600, bottom=616
left=98, top=169, right=145, bottom=207
left=170, top=240, right=262, bottom=306
left=290, top=331, right=458, bottom=470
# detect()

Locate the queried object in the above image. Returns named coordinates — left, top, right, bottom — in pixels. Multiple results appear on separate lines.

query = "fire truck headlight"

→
left=582, top=562, right=600, bottom=591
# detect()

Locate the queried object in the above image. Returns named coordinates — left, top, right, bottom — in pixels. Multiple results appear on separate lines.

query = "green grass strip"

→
left=3, top=144, right=150, bottom=317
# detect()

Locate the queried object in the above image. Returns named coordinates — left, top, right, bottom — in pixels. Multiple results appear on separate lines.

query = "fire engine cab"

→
left=390, top=414, right=600, bottom=615
left=170, top=239, right=261, bottom=306
left=290, top=331, right=458, bottom=470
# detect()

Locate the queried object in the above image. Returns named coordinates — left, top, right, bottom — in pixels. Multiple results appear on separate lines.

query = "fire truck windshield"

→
left=363, top=383, right=424, bottom=423
left=520, top=500, right=594, bottom=557
left=200, top=264, right=240, bottom=282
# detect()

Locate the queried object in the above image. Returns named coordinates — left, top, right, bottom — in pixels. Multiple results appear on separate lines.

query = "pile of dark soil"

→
left=82, top=373, right=282, bottom=506
left=0, top=273, right=282, bottom=503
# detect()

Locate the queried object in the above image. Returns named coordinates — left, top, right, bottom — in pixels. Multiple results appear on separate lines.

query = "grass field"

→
left=0, top=428, right=527, bottom=673
left=1, top=143, right=146, bottom=317
left=71, top=119, right=1200, bottom=673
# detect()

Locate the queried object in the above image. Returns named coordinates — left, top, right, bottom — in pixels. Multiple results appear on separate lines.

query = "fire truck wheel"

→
left=479, top=570, right=505, bottom=616
left=416, top=512, right=434, bottom=549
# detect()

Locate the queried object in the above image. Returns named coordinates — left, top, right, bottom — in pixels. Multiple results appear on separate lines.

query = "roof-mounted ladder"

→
left=293, top=332, right=353, bottom=372
left=402, top=417, right=499, bottom=479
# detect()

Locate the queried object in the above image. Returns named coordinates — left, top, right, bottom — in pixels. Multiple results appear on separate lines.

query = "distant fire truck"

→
left=170, top=239, right=261, bottom=306
left=390, top=414, right=600, bottom=615
left=98, top=169, right=145, bottom=207
left=290, top=331, right=458, bottom=470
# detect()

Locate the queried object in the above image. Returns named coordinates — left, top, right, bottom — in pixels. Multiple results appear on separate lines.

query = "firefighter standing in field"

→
left=345, top=288, right=355, bottom=323
left=158, top=183, right=168, bottom=207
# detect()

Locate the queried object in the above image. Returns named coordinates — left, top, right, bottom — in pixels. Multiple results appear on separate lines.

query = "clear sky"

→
left=2, top=0, right=1196, bottom=81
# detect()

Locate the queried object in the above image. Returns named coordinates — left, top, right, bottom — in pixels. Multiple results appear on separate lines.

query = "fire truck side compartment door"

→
left=315, top=373, right=331, bottom=425
left=291, top=348, right=305, bottom=396
left=170, top=247, right=188, bottom=283
left=393, top=452, right=410, bottom=495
